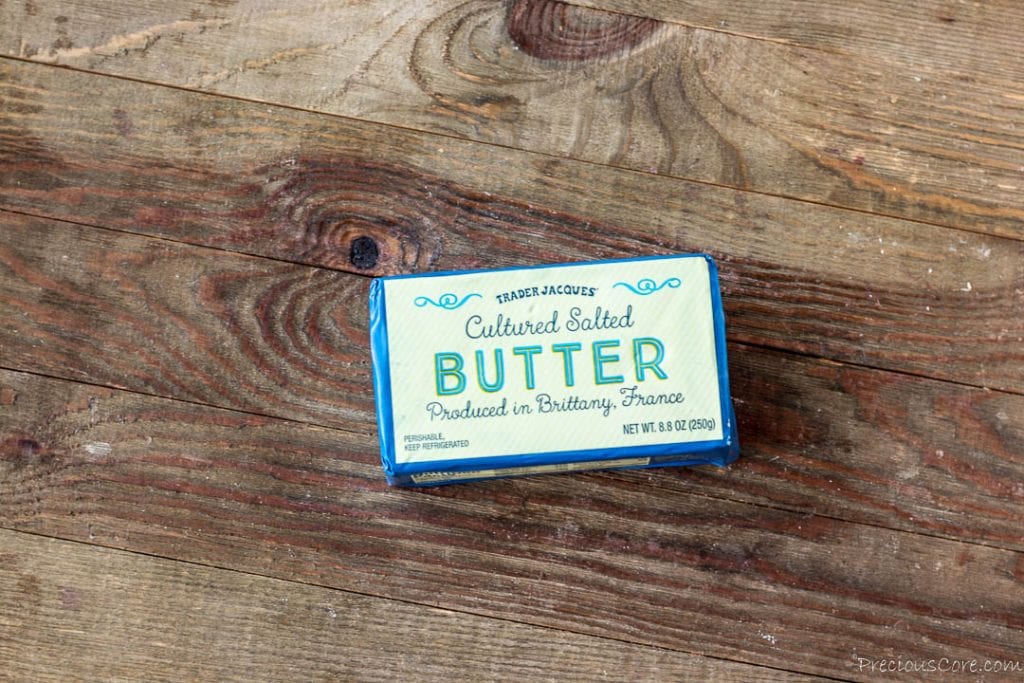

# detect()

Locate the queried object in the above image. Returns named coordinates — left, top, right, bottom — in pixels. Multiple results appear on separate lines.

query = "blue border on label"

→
left=369, top=253, right=740, bottom=485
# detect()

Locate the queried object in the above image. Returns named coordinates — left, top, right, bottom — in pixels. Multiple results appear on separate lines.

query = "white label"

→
left=382, top=257, right=724, bottom=465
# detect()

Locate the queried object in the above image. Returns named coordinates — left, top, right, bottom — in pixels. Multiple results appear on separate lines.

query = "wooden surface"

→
left=1, top=1, right=1022, bottom=680
left=4, top=0, right=1024, bottom=240
left=4, top=531, right=818, bottom=683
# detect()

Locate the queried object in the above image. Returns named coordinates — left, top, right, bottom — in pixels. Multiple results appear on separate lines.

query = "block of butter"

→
left=369, top=254, right=739, bottom=486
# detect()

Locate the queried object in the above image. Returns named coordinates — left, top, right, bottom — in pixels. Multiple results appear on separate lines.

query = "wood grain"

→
left=2, top=212, right=1023, bottom=552
left=573, top=0, right=1024, bottom=76
left=2, top=530, right=820, bottom=682
left=2, top=63, right=1022, bottom=395
left=0, top=212, right=375, bottom=432
left=4, top=3, right=1022, bottom=681
left=2, top=1, right=1023, bottom=239
left=627, top=348, right=1024, bottom=554
left=2, top=368, right=1023, bottom=680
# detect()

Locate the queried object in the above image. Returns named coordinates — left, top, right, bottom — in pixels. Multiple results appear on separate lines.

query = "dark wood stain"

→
left=12, top=437, right=44, bottom=462
left=51, top=14, right=72, bottom=51
left=507, top=0, right=659, bottom=61
left=112, top=108, right=133, bottom=137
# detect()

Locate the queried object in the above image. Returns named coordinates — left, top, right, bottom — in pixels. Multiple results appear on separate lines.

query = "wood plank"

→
left=1, top=64, right=1022, bottom=394
left=2, top=212, right=1023, bottom=552
left=2, top=369, right=1023, bottom=680
left=0, top=211, right=376, bottom=432
left=571, top=0, right=1024, bottom=77
left=633, top=347, right=1024, bottom=554
left=1, top=530, right=818, bottom=682
left=2, top=1, right=1023, bottom=239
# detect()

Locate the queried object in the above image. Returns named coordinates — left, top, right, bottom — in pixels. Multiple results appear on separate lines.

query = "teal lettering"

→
left=633, top=337, right=667, bottom=381
left=592, top=340, right=624, bottom=384
left=434, top=352, right=466, bottom=395
left=475, top=349, right=505, bottom=393
left=551, top=342, right=582, bottom=387
left=512, top=345, right=543, bottom=390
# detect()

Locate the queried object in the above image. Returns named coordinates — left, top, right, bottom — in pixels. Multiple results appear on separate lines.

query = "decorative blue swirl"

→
left=414, top=292, right=482, bottom=310
left=613, top=277, right=681, bottom=295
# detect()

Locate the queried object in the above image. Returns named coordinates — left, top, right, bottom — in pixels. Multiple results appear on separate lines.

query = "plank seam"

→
left=0, top=524, right=848, bottom=682
left=2, top=362, right=1022, bottom=557
left=1, top=55, right=1020, bottom=245
left=599, top=467, right=1024, bottom=557
left=1, top=207, right=1021, bottom=400
left=560, top=0, right=844, bottom=54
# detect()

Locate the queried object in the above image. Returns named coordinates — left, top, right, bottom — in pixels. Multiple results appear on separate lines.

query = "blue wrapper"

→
left=369, top=254, right=739, bottom=486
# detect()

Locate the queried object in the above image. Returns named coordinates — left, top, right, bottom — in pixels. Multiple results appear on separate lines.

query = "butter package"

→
left=369, top=254, right=739, bottom=486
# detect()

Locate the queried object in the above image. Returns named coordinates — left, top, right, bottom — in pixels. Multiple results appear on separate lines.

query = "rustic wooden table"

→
left=1, top=1, right=1022, bottom=680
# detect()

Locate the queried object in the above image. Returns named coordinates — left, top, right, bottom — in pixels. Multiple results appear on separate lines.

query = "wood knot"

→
left=3, top=436, right=48, bottom=466
left=251, top=156, right=448, bottom=275
left=349, top=235, right=379, bottom=270
left=247, top=154, right=627, bottom=275
left=18, top=438, right=41, bottom=457
left=507, top=0, right=659, bottom=62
